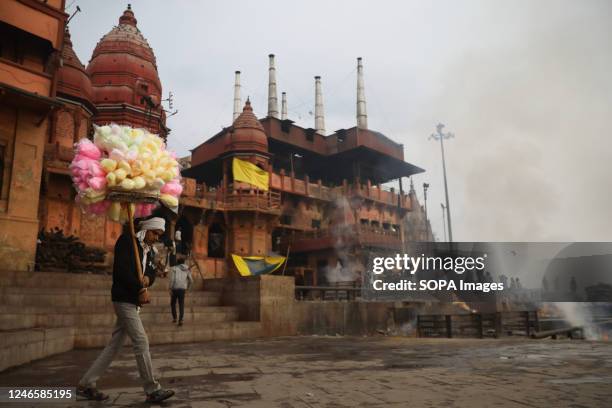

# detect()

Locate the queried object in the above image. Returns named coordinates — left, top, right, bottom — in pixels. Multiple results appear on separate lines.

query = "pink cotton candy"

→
left=88, top=176, right=107, bottom=191
left=160, top=180, right=183, bottom=196
left=88, top=200, right=111, bottom=215
left=134, top=203, right=155, bottom=218
left=88, top=161, right=105, bottom=177
left=77, top=139, right=102, bottom=160
left=77, top=181, right=89, bottom=191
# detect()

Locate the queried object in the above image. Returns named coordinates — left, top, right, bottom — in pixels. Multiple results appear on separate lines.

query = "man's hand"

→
left=143, top=276, right=150, bottom=287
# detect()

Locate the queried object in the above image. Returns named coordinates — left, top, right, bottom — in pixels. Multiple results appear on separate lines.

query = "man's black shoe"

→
left=76, top=386, right=109, bottom=401
left=146, top=389, right=175, bottom=403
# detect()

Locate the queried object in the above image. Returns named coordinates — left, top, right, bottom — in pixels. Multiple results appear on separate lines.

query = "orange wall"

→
left=2, top=0, right=63, bottom=49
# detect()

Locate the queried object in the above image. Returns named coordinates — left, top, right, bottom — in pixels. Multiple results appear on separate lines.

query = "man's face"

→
left=144, top=229, right=164, bottom=245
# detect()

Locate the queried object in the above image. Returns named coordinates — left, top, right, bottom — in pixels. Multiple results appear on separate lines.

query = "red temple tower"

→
left=86, top=5, right=168, bottom=138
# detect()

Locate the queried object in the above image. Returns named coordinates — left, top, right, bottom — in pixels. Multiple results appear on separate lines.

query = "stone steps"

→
left=75, top=322, right=262, bottom=348
left=0, top=271, right=265, bottom=371
left=0, top=291, right=221, bottom=308
left=0, top=305, right=240, bottom=331
left=0, top=271, right=206, bottom=291
left=0, top=328, right=75, bottom=372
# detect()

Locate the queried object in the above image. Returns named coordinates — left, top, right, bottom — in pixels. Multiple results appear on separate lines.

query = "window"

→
left=360, top=219, right=369, bottom=225
left=311, top=219, right=321, bottom=229
left=383, top=223, right=390, bottom=230
left=281, top=215, right=292, bottom=225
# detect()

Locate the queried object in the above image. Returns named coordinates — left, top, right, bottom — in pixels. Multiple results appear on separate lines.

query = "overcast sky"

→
left=68, top=0, right=612, bottom=242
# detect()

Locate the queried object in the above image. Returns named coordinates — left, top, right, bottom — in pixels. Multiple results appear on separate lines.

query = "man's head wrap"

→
left=138, top=217, right=166, bottom=232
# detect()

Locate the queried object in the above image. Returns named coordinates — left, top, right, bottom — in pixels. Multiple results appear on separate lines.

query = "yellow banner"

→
left=232, top=158, right=269, bottom=191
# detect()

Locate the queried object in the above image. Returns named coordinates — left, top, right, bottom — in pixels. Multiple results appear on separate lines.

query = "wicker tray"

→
left=106, top=188, right=160, bottom=204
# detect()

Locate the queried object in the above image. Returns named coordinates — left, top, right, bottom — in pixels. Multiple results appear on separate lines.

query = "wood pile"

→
left=35, top=228, right=109, bottom=274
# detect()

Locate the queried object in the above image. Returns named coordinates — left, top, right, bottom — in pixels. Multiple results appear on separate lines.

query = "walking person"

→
left=76, top=217, right=175, bottom=403
left=169, top=255, right=193, bottom=326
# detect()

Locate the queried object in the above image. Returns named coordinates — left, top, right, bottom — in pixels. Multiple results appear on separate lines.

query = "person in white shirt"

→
left=169, top=255, right=193, bottom=326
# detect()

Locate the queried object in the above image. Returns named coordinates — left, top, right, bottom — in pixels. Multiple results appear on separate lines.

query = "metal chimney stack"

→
left=314, top=76, right=325, bottom=135
left=356, top=57, right=368, bottom=129
left=267, top=54, right=279, bottom=118
left=281, top=92, right=288, bottom=120
left=233, top=70, right=241, bottom=122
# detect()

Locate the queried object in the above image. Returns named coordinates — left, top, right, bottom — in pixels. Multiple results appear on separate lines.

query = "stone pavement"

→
left=0, top=336, right=611, bottom=407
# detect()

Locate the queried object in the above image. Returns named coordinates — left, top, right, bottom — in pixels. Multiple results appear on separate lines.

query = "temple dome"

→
left=86, top=4, right=162, bottom=113
left=229, top=99, right=268, bottom=153
left=57, top=29, right=94, bottom=110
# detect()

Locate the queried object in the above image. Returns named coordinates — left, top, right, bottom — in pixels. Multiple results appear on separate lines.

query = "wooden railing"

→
left=417, top=311, right=540, bottom=338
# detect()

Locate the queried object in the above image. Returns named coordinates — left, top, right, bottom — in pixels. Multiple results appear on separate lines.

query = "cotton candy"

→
left=114, top=168, right=127, bottom=182
left=89, top=200, right=111, bottom=215
left=132, top=176, right=146, bottom=190
left=76, top=139, right=102, bottom=160
left=100, top=158, right=117, bottom=173
left=108, top=202, right=121, bottom=222
left=88, top=176, right=107, bottom=191
left=160, top=180, right=183, bottom=196
left=160, top=194, right=178, bottom=208
left=120, top=178, right=135, bottom=190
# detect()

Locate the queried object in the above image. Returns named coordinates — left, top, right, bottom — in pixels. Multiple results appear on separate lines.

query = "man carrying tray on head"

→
left=77, top=216, right=175, bottom=403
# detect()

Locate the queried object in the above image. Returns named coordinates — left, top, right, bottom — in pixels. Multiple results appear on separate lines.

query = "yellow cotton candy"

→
left=108, top=202, right=121, bottom=222
left=143, top=170, right=156, bottom=180
left=120, top=178, right=135, bottom=190
left=151, top=178, right=164, bottom=189
left=132, top=176, right=146, bottom=190
left=100, top=158, right=117, bottom=173
left=118, top=160, right=131, bottom=174
left=106, top=172, right=117, bottom=187
left=114, top=168, right=127, bottom=182
left=160, top=194, right=178, bottom=208
left=160, top=170, right=174, bottom=182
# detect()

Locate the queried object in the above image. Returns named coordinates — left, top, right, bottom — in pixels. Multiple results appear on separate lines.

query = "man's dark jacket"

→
left=111, top=233, right=157, bottom=305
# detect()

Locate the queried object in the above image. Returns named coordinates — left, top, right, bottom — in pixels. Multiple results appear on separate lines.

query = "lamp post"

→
left=423, top=182, right=430, bottom=239
left=441, top=203, right=447, bottom=242
left=429, top=123, right=454, bottom=242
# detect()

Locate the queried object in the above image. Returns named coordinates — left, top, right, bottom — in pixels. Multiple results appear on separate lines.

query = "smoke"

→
left=553, top=303, right=599, bottom=340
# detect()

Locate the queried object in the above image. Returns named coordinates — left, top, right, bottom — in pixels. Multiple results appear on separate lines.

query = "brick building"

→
left=1, top=4, right=433, bottom=280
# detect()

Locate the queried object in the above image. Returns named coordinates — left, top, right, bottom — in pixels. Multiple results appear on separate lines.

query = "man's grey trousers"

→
left=79, top=302, right=161, bottom=394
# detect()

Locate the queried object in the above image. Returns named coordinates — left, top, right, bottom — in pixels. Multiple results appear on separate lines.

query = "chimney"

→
left=233, top=70, right=241, bottom=122
left=267, top=54, right=279, bottom=118
left=356, top=57, right=368, bottom=129
left=281, top=92, right=288, bottom=120
left=314, top=76, right=325, bottom=135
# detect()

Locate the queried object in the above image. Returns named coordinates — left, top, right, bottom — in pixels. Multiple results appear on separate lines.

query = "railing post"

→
left=446, top=315, right=452, bottom=338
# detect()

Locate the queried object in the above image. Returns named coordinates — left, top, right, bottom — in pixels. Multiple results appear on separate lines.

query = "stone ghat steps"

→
left=0, top=271, right=205, bottom=291
left=0, top=305, right=240, bottom=331
left=75, top=321, right=263, bottom=348
left=0, top=328, right=75, bottom=372
left=0, top=289, right=221, bottom=308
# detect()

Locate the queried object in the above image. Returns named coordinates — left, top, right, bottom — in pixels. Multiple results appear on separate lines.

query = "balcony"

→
left=281, top=224, right=402, bottom=253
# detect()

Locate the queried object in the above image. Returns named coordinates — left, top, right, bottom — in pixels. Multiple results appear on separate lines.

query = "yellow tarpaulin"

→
left=231, top=254, right=286, bottom=276
left=232, top=158, right=269, bottom=191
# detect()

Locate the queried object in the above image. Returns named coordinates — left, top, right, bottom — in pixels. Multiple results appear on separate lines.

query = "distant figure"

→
left=515, top=277, right=522, bottom=289
left=542, top=276, right=549, bottom=292
left=169, top=255, right=193, bottom=326
left=510, top=277, right=516, bottom=289
left=175, top=228, right=182, bottom=254
left=499, top=274, right=508, bottom=288
left=570, top=276, right=577, bottom=294
left=484, top=271, right=493, bottom=283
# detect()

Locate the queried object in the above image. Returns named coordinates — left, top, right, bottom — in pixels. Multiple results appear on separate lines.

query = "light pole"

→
left=441, top=203, right=447, bottom=242
left=423, top=182, right=430, bottom=239
left=430, top=123, right=454, bottom=242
